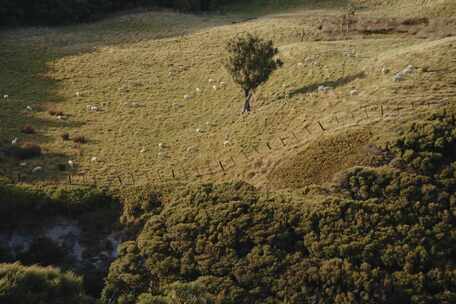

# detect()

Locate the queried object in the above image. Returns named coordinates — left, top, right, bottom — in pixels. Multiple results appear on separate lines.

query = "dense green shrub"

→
left=0, top=0, right=232, bottom=26
left=0, top=262, right=92, bottom=304
left=0, top=181, right=120, bottom=228
left=101, top=111, right=456, bottom=304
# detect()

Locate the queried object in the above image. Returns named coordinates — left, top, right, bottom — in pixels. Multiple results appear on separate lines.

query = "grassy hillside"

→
left=0, top=0, right=455, bottom=194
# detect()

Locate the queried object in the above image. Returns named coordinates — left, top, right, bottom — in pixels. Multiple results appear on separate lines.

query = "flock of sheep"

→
left=2, top=61, right=415, bottom=176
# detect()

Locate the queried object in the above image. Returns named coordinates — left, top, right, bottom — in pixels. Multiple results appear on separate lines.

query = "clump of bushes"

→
left=49, top=108, right=64, bottom=116
left=0, top=180, right=121, bottom=228
left=21, top=125, right=36, bottom=134
left=0, top=0, right=232, bottom=26
left=101, top=110, right=456, bottom=304
left=0, top=262, right=92, bottom=304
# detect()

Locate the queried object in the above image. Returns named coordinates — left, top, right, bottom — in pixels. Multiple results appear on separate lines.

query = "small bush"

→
left=21, top=125, right=36, bottom=134
left=49, top=108, right=64, bottom=116
left=61, top=132, right=70, bottom=141
left=73, top=136, right=87, bottom=144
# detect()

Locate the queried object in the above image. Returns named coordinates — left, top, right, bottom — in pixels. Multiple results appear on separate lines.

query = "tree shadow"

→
left=288, top=71, right=366, bottom=98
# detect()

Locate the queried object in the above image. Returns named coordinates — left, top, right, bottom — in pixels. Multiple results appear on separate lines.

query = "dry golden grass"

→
left=1, top=1, right=456, bottom=191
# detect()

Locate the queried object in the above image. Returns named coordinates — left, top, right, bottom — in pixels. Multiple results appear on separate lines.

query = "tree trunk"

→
left=242, top=89, right=252, bottom=113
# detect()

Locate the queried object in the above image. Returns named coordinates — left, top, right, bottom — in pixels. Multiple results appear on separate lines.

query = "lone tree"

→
left=225, top=33, right=283, bottom=113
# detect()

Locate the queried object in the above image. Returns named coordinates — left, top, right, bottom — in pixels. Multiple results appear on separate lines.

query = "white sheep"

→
left=140, top=148, right=146, bottom=153
left=3, top=95, right=8, bottom=99
left=196, top=88, right=201, bottom=93
left=212, top=85, right=217, bottom=91
left=19, top=162, right=27, bottom=167
left=32, top=166, right=43, bottom=173
left=220, top=81, right=226, bottom=87
left=184, top=95, right=191, bottom=100
left=208, top=79, right=215, bottom=83
left=75, top=92, right=81, bottom=97
left=393, top=73, right=404, bottom=82
left=26, top=106, right=32, bottom=111
left=196, top=128, right=203, bottom=133
left=87, top=105, right=98, bottom=112
left=381, top=66, right=390, bottom=74
left=68, top=160, right=74, bottom=168
left=318, top=85, right=332, bottom=93
left=350, top=89, right=359, bottom=96
left=223, top=140, right=230, bottom=147
left=57, top=115, right=63, bottom=120
left=158, top=143, right=165, bottom=149
left=403, top=65, right=414, bottom=74
left=91, top=157, right=97, bottom=162
left=11, top=137, right=18, bottom=145
left=297, top=62, right=304, bottom=67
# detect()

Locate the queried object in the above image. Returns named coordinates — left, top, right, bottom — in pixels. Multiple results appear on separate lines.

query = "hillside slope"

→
left=0, top=0, right=455, bottom=192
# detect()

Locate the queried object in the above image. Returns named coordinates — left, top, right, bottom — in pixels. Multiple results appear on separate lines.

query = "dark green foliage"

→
left=225, top=33, right=283, bottom=112
left=225, top=33, right=283, bottom=93
left=0, top=262, right=92, bottom=304
left=0, top=181, right=121, bottom=228
left=102, top=111, right=456, bottom=304
left=0, top=0, right=232, bottom=26
left=18, top=237, right=67, bottom=266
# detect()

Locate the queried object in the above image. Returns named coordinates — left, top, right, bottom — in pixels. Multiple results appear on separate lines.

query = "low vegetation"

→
left=0, top=263, right=92, bottom=304
left=1, top=0, right=456, bottom=303
left=100, top=110, right=456, bottom=303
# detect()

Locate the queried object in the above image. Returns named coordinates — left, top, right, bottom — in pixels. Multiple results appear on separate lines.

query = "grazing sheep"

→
left=57, top=115, right=63, bottom=120
left=26, top=106, right=32, bottom=111
left=220, top=81, right=226, bottom=87
left=11, top=137, right=18, bottom=145
left=223, top=140, right=230, bottom=147
left=196, top=88, right=201, bottom=93
left=208, top=79, right=215, bottom=83
left=212, top=85, right=217, bottom=91
left=350, top=89, right=359, bottom=96
left=158, top=143, right=165, bottom=149
left=32, top=166, right=43, bottom=173
left=393, top=73, right=404, bottom=82
left=403, top=65, right=414, bottom=74
left=184, top=95, right=191, bottom=100
left=196, top=128, right=203, bottom=133
left=75, top=92, right=80, bottom=97
left=140, top=148, right=146, bottom=153
left=68, top=160, right=74, bottom=169
left=318, top=85, right=332, bottom=93
left=19, top=162, right=27, bottom=167
left=297, top=62, right=304, bottom=67
left=87, top=105, right=99, bottom=112
left=381, top=66, right=390, bottom=74
left=3, top=95, right=8, bottom=99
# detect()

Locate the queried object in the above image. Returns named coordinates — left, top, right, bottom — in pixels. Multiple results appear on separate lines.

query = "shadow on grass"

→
left=289, top=71, right=366, bottom=97
left=0, top=36, right=85, bottom=184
